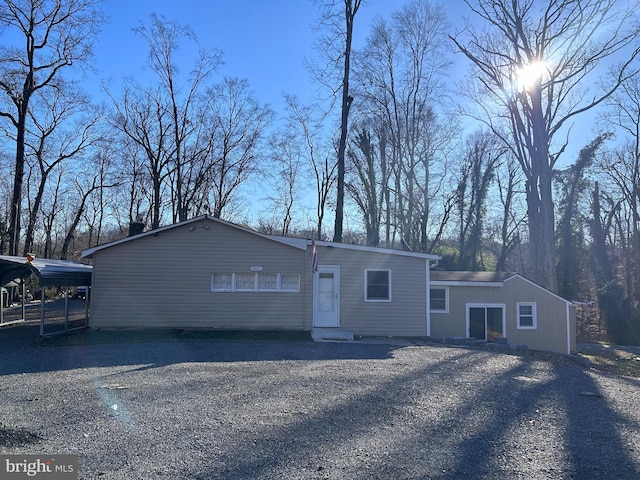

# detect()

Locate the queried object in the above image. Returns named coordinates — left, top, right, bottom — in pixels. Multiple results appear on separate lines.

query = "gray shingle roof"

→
left=430, top=271, right=517, bottom=283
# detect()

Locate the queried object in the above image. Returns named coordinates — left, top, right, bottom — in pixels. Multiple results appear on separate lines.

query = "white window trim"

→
left=279, top=273, right=301, bottom=292
left=211, top=273, right=300, bottom=293
left=211, top=273, right=233, bottom=292
left=257, top=272, right=278, bottom=292
left=517, top=302, right=537, bottom=329
left=430, top=286, right=449, bottom=313
left=364, top=269, right=392, bottom=302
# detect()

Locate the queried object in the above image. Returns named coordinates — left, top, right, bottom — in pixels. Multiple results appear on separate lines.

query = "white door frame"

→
left=313, top=265, right=340, bottom=328
left=466, top=303, right=506, bottom=340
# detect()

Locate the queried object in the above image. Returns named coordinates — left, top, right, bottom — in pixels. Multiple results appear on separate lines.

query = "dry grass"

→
left=577, top=341, right=640, bottom=378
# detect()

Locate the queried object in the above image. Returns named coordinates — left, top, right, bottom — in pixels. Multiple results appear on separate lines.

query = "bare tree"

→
left=110, top=85, right=173, bottom=229
left=451, top=0, right=640, bottom=291
left=19, top=85, right=102, bottom=255
left=454, top=131, right=504, bottom=271
left=208, top=78, right=273, bottom=219
left=82, top=142, right=120, bottom=247
left=0, top=0, right=104, bottom=255
left=351, top=0, right=451, bottom=251
left=490, top=155, right=525, bottom=273
left=267, top=130, right=303, bottom=236
left=60, top=153, right=117, bottom=259
left=40, top=165, right=63, bottom=258
left=285, top=95, right=337, bottom=240
left=346, top=127, right=384, bottom=246
left=556, top=135, right=609, bottom=299
left=133, top=14, right=222, bottom=223
left=600, top=75, right=640, bottom=306
left=311, top=0, right=362, bottom=243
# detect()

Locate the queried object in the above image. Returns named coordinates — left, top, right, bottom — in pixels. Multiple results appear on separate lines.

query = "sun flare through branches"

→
left=516, top=60, right=549, bottom=91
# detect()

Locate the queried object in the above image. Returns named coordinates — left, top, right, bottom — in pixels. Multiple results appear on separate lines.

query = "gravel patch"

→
left=1, top=327, right=639, bottom=479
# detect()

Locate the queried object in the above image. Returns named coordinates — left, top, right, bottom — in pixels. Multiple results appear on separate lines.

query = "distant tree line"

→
left=0, top=0, right=639, bottom=344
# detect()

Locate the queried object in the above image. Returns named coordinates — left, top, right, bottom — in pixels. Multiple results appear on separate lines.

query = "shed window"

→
left=365, top=269, right=391, bottom=302
left=430, top=287, right=448, bottom=312
left=517, top=302, right=537, bottom=329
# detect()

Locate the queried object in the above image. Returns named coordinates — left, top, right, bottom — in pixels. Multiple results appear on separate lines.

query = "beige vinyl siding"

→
left=502, top=276, right=571, bottom=354
left=315, top=247, right=427, bottom=336
left=430, top=285, right=503, bottom=338
left=430, top=275, right=573, bottom=354
left=90, top=218, right=308, bottom=330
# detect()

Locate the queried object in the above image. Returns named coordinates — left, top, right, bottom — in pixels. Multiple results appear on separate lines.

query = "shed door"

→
left=313, top=266, right=340, bottom=327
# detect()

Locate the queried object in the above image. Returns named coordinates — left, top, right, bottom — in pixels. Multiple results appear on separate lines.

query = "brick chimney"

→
left=129, top=220, right=145, bottom=237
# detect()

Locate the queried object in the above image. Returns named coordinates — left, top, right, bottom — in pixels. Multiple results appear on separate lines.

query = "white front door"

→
left=313, top=266, right=340, bottom=327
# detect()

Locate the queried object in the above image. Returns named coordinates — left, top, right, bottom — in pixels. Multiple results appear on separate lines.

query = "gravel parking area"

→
left=1, top=326, right=639, bottom=479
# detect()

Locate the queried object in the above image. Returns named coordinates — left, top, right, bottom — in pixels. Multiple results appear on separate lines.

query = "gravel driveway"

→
left=1, top=326, right=639, bottom=479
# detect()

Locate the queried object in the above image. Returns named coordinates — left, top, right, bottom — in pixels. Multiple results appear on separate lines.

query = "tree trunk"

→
left=8, top=107, right=28, bottom=256
left=333, top=0, right=360, bottom=243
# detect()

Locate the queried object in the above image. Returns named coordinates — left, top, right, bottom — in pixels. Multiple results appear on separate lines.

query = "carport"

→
left=0, top=255, right=92, bottom=336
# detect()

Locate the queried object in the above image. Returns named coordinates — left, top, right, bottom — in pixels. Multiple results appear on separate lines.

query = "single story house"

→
left=81, top=216, right=575, bottom=354
left=429, top=271, right=576, bottom=355
left=81, top=215, right=439, bottom=338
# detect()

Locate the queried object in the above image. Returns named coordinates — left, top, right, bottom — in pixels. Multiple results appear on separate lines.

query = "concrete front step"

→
left=311, top=328, right=355, bottom=342
left=441, top=336, right=486, bottom=346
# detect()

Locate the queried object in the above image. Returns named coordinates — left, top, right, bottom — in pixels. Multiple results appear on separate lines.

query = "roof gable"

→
left=82, top=215, right=440, bottom=261
left=430, top=271, right=573, bottom=305
left=504, top=273, right=573, bottom=305
left=81, top=215, right=306, bottom=258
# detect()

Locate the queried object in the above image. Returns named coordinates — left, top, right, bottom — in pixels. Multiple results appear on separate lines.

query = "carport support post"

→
left=40, top=285, right=45, bottom=337
left=21, top=279, right=26, bottom=321
left=64, top=286, right=69, bottom=331
left=84, top=289, right=89, bottom=327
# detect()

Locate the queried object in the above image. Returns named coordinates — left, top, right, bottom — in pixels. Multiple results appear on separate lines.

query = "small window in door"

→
left=365, top=269, right=391, bottom=302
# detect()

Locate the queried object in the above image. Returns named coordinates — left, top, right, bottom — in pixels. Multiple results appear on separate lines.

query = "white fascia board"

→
left=314, top=240, right=440, bottom=261
left=504, top=274, right=573, bottom=305
left=430, top=281, right=503, bottom=287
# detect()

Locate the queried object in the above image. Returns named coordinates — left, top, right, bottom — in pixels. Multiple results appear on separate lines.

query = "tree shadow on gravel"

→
left=550, top=363, right=640, bottom=479
left=417, top=355, right=640, bottom=479
left=185, top=349, right=640, bottom=480
left=0, top=324, right=404, bottom=376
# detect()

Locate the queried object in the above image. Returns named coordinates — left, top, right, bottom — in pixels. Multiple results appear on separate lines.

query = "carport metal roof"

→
left=0, top=255, right=92, bottom=287
left=0, top=255, right=92, bottom=336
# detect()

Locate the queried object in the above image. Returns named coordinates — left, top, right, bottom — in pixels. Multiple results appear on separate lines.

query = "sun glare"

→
left=516, top=61, right=548, bottom=91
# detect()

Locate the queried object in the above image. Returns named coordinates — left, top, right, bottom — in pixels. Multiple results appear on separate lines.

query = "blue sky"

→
left=92, top=0, right=411, bottom=110
left=89, top=0, right=624, bottom=167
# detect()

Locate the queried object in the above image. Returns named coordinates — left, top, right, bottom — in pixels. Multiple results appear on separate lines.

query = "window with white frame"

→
left=280, top=274, right=300, bottom=292
left=211, top=273, right=233, bottom=291
left=517, top=302, right=537, bottom=329
left=211, top=273, right=300, bottom=293
left=258, top=272, right=278, bottom=291
left=430, top=287, right=448, bottom=312
left=365, top=269, right=391, bottom=302
left=235, top=273, right=255, bottom=291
